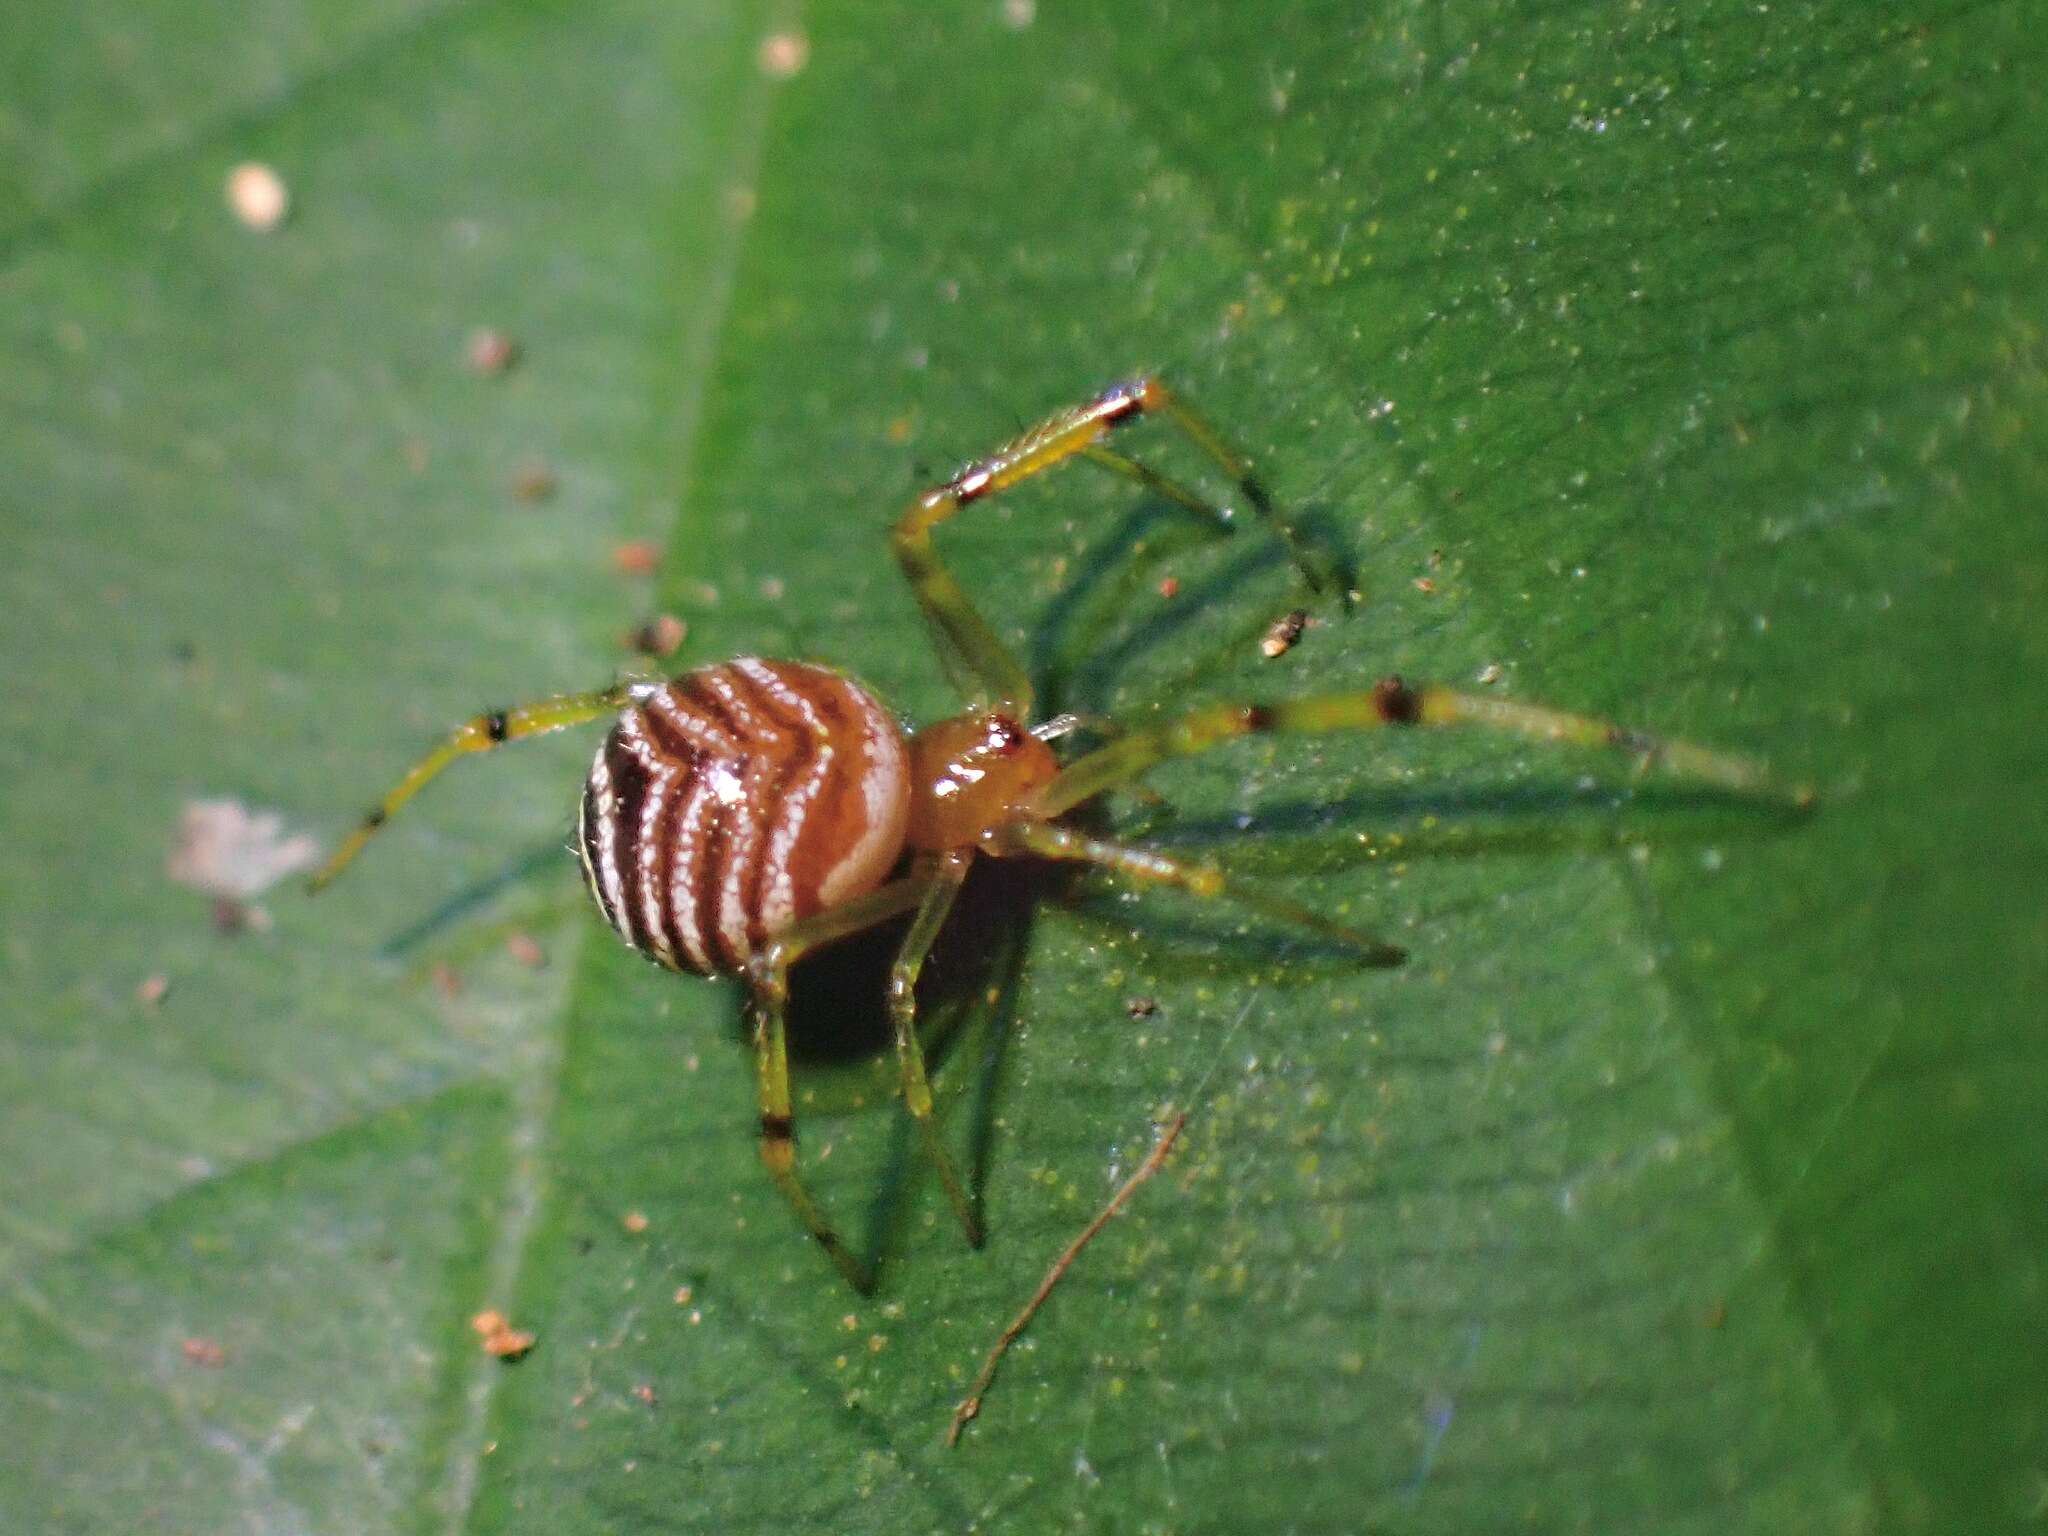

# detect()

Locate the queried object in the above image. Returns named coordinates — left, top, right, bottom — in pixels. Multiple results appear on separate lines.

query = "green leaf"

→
left=5, top=2, right=2043, bottom=1533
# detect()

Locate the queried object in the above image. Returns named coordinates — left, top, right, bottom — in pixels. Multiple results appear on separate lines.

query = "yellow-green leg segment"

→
left=891, top=375, right=1323, bottom=713
left=1035, top=676, right=1812, bottom=821
left=885, top=848, right=984, bottom=1248
left=745, top=874, right=939, bottom=1294
left=990, top=821, right=1407, bottom=967
left=308, top=683, right=636, bottom=891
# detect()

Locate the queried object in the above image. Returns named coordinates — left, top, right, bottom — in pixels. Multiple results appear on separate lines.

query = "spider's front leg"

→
left=1034, top=677, right=1813, bottom=818
left=891, top=375, right=1323, bottom=714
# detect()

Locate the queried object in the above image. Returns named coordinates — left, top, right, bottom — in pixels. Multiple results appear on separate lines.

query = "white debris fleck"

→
left=225, top=162, right=289, bottom=231
left=168, top=798, right=320, bottom=899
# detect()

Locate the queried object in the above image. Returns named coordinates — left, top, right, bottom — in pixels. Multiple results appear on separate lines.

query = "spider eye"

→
left=985, top=716, right=1026, bottom=755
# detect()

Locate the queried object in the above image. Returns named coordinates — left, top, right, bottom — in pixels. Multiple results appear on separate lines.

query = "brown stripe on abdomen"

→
left=574, top=659, right=913, bottom=978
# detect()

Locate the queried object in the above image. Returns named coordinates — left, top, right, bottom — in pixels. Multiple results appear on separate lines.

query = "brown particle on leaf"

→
left=466, top=327, right=519, bottom=376
left=137, top=973, right=171, bottom=1009
left=225, top=162, right=289, bottom=231
left=1475, top=662, right=1503, bottom=686
left=622, top=1210, right=649, bottom=1234
left=632, top=1382, right=657, bottom=1405
left=505, top=931, right=545, bottom=969
left=510, top=460, right=557, bottom=502
left=612, top=540, right=660, bottom=576
left=1157, top=576, right=1180, bottom=599
left=472, top=1309, right=536, bottom=1361
left=1125, top=996, right=1158, bottom=1019
left=182, top=1336, right=227, bottom=1368
left=1260, top=608, right=1310, bottom=658
left=886, top=414, right=914, bottom=443
left=625, top=613, right=687, bottom=657
left=757, top=29, right=809, bottom=78
left=1412, top=576, right=1436, bottom=594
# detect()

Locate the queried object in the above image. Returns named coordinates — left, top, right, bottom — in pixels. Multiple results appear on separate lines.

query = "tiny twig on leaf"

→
left=947, top=1110, right=1188, bottom=1447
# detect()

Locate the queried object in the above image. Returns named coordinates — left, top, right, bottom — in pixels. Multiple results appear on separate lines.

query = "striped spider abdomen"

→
left=577, top=657, right=911, bottom=977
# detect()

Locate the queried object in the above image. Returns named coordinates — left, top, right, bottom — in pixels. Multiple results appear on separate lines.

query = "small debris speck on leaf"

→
left=182, top=1336, right=227, bottom=1367
left=510, top=460, right=557, bottom=502
left=225, top=163, right=289, bottom=231
left=626, top=614, right=687, bottom=657
left=757, top=30, right=809, bottom=78
left=471, top=1310, right=536, bottom=1360
left=505, top=931, right=545, bottom=969
left=612, top=540, right=660, bottom=576
left=1260, top=608, right=1310, bottom=658
left=1125, top=996, right=1158, bottom=1018
left=466, top=327, right=519, bottom=376
left=169, top=800, right=318, bottom=935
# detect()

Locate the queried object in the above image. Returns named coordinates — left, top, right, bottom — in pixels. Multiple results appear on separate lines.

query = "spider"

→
left=310, top=375, right=1801, bottom=1292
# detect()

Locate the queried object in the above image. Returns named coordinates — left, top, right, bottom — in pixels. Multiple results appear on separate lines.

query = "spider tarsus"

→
left=484, top=710, right=509, bottom=742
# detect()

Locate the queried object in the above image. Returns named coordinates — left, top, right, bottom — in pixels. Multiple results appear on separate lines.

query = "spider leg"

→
left=309, top=683, right=635, bottom=891
left=885, top=848, right=983, bottom=1247
left=893, top=375, right=1320, bottom=714
left=1034, top=678, right=1813, bottom=821
left=1077, top=444, right=1234, bottom=532
left=745, top=873, right=939, bottom=1294
left=989, top=821, right=1406, bottom=966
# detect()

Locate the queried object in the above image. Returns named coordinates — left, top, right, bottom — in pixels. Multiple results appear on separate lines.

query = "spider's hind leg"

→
left=308, top=682, right=635, bottom=891
left=989, top=820, right=1406, bottom=967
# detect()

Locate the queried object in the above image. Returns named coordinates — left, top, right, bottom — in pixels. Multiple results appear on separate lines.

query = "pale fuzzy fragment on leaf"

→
left=168, top=799, right=321, bottom=927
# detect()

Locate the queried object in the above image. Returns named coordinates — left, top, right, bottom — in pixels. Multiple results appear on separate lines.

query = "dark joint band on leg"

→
left=1371, top=676, right=1423, bottom=725
left=484, top=710, right=509, bottom=742
left=1097, top=381, right=1147, bottom=423
left=759, top=1112, right=795, bottom=1141
left=948, top=466, right=993, bottom=503
left=363, top=808, right=387, bottom=828
left=1238, top=704, right=1276, bottom=732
